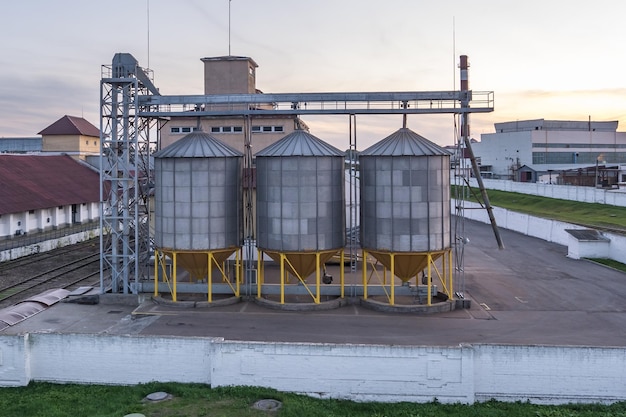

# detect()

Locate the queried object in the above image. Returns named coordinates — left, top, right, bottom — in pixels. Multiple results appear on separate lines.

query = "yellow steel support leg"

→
left=257, top=249, right=262, bottom=298
left=362, top=249, right=368, bottom=300
left=390, top=253, right=395, bottom=306
left=207, top=253, right=213, bottom=303
left=236, top=249, right=241, bottom=296
left=172, top=252, right=177, bottom=302
left=315, top=252, right=321, bottom=304
left=154, top=249, right=159, bottom=297
left=427, top=253, right=432, bottom=306
left=280, top=253, right=285, bottom=304
left=448, top=249, right=453, bottom=299
left=340, top=250, right=345, bottom=299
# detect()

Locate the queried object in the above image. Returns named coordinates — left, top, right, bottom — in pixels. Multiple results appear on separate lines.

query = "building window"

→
left=251, top=125, right=284, bottom=133
left=210, top=126, right=244, bottom=133
left=171, top=127, right=198, bottom=134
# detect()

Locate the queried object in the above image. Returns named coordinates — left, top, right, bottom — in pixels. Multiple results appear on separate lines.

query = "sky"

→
left=1, top=0, right=625, bottom=151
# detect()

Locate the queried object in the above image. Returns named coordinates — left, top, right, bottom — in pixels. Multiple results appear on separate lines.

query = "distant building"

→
left=474, top=119, right=626, bottom=182
left=0, top=115, right=101, bottom=161
left=0, top=137, right=42, bottom=153
left=159, top=56, right=306, bottom=154
left=0, top=154, right=100, bottom=239
left=38, top=115, right=101, bottom=160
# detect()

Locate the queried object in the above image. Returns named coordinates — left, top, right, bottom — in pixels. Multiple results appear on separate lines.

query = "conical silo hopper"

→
left=255, top=129, right=345, bottom=303
left=153, top=131, right=243, bottom=301
left=360, top=127, right=452, bottom=304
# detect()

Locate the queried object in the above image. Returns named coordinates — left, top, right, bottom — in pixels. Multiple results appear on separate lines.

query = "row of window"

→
left=170, top=127, right=199, bottom=134
left=532, top=143, right=626, bottom=149
left=532, top=152, right=626, bottom=165
left=170, top=126, right=284, bottom=134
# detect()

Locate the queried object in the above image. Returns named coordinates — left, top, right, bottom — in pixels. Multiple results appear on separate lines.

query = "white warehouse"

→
left=474, top=119, right=626, bottom=183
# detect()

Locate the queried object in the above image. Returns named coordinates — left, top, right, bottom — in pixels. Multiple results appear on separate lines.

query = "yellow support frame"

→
left=257, top=249, right=345, bottom=304
left=361, top=248, right=453, bottom=306
left=153, top=247, right=241, bottom=303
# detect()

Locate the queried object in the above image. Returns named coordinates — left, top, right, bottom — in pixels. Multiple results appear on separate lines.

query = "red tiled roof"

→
left=0, top=155, right=100, bottom=215
left=38, top=115, right=100, bottom=137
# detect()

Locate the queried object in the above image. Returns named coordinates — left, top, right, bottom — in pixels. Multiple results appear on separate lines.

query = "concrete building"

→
left=0, top=154, right=100, bottom=239
left=38, top=115, right=101, bottom=160
left=159, top=56, right=306, bottom=154
left=0, top=137, right=42, bottom=153
left=474, top=119, right=626, bottom=183
left=0, top=115, right=100, bottom=160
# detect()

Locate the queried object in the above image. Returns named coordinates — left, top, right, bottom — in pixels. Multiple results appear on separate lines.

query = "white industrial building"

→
left=0, top=155, right=100, bottom=239
left=473, top=119, right=626, bottom=184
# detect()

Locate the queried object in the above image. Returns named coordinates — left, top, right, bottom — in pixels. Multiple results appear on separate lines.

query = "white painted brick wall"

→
left=28, top=333, right=214, bottom=385
left=465, top=178, right=626, bottom=207
left=0, top=335, right=30, bottom=386
left=0, top=334, right=625, bottom=404
left=211, top=341, right=474, bottom=403
left=474, top=345, right=626, bottom=404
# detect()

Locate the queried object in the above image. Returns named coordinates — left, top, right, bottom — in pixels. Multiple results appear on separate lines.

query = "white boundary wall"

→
left=0, top=334, right=624, bottom=405
left=0, top=228, right=100, bottom=262
left=457, top=200, right=626, bottom=264
left=466, top=178, right=626, bottom=207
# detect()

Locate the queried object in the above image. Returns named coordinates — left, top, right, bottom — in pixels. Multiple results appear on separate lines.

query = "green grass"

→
left=0, top=383, right=625, bottom=417
left=587, top=258, right=626, bottom=273
left=453, top=186, right=626, bottom=232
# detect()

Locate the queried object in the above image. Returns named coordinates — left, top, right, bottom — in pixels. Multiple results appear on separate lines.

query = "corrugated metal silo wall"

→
left=154, top=156, right=242, bottom=251
left=256, top=155, right=345, bottom=252
left=360, top=154, right=450, bottom=252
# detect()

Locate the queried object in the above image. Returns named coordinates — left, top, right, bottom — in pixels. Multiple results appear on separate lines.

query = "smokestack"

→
left=460, top=55, right=470, bottom=138
left=459, top=55, right=469, bottom=92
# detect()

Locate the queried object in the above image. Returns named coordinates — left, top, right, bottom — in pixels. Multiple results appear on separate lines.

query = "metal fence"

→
left=0, top=222, right=100, bottom=252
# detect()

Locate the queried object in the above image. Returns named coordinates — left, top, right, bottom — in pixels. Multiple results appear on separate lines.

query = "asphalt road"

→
left=127, top=219, right=626, bottom=347
left=6, top=219, right=626, bottom=348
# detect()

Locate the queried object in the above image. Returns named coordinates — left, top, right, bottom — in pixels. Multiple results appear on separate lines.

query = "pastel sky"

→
left=1, top=0, right=625, bottom=150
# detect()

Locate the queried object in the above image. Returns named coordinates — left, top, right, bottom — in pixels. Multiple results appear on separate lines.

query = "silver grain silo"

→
left=255, top=129, right=345, bottom=293
left=359, top=127, right=451, bottom=287
left=153, top=131, right=243, bottom=300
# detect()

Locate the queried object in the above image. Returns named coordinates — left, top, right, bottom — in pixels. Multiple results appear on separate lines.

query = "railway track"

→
left=0, top=238, right=99, bottom=272
left=0, top=242, right=101, bottom=309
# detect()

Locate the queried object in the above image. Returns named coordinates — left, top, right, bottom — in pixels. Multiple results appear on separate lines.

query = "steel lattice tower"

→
left=99, top=53, right=159, bottom=294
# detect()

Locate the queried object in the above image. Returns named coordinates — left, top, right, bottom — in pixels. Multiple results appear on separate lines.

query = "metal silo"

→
left=359, top=127, right=452, bottom=305
left=255, top=129, right=345, bottom=303
left=153, top=131, right=243, bottom=301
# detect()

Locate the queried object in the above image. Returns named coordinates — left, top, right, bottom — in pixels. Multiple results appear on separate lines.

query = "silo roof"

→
left=360, top=128, right=450, bottom=156
left=153, top=131, right=243, bottom=158
left=255, top=130, right=344, bottom=157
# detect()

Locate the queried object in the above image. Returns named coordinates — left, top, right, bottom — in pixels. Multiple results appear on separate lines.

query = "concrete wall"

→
left=466, top=178, right=626, bottom=207
left=0, top=227, right=100, bottom=262
left=0, top=334, right=624, bottom=405
left=457, top=200, right=626, bottom=264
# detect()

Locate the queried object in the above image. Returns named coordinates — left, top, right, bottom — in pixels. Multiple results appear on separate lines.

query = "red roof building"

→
left=0, top=154, right=101, bottom=239
left=37, top=115, right=101, bottom=160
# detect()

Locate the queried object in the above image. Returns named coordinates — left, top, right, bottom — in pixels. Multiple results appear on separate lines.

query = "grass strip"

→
left=453, top=186, right=626, bottom=232
left=0, top=383, right=625, bottom=417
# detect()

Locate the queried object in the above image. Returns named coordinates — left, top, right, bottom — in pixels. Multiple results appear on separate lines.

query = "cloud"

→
left=0, top=74, right=98, bottom=136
